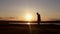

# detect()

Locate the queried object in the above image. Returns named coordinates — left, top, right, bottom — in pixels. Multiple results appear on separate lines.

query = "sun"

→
left=25, top=14, right=32, bottom=21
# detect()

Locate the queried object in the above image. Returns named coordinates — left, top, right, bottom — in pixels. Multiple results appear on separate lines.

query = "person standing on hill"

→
left=37, top=12, right=41, bottom=25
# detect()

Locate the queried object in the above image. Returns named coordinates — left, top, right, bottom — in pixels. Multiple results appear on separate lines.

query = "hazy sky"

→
left=0, top=0, right=60, bottom=21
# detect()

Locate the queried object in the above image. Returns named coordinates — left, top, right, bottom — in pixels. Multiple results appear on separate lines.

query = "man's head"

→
left=37, top=12, right=39, bottom=15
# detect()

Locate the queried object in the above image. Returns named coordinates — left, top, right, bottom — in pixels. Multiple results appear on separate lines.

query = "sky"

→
left=0, top=0, right=60, bottom=21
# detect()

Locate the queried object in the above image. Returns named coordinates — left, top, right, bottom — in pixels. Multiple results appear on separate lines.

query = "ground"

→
left=0, top=24, right=60, bottom=34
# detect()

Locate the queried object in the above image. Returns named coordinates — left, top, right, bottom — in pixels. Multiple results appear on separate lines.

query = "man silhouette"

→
left=37, top=12, right=41, bottom=25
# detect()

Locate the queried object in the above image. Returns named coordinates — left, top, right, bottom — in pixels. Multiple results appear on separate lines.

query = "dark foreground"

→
left=0, top=24, right=60, bottom=34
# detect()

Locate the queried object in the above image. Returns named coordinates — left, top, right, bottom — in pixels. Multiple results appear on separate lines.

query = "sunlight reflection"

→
left=27, top=23, right=31, bottom=25
left=10, top=23, right=60, bottom=25
left=27, top=22, right=31, bottom=34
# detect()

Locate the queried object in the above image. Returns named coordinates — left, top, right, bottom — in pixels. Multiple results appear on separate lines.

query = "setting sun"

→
left=25, top=14, right=32, bottom=21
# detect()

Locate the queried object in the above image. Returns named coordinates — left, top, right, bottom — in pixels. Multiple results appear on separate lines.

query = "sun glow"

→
left=25, top=14, right=33, bottom=21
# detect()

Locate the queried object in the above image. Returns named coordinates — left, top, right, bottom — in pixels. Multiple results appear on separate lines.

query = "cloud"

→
left=0, top=17, right=17, bottom=20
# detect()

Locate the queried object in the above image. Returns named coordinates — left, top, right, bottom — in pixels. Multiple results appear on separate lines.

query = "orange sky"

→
left=0, top=0, right=60, bottom=21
